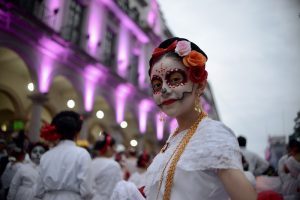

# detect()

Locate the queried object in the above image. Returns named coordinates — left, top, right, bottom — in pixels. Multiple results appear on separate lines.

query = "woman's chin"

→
left=161, top=109, right=179, bottom=118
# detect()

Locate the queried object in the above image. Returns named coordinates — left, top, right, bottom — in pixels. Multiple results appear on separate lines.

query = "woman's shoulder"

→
left=178, top=118, right=242, bottom=171
left=199, top=118, right=235, bottom=136
left=192, top=118, right=238, bottom=147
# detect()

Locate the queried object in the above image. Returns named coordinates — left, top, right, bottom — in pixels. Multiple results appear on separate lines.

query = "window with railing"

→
left=7, top=0, right=59, bottom=28
left=61, top=0, right=85, bottom=45
left=128, top=54, right=139, bottom=84
left=115, top=0, right=130, bottom=13
left=102, top=28, right=117, bottom=68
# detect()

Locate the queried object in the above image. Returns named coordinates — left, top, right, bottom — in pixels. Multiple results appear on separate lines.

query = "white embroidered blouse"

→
left=145, top=118, right=242, bottom=200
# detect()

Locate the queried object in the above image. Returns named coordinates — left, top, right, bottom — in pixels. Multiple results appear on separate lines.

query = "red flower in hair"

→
left=189, top=66, right=208, bottom=83
left=152, top=40, right=177, bottom=59
left=40, top=124, right=61, bottom=142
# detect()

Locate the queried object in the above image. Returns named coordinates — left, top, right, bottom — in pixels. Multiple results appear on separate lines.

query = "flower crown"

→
left=151, top=40, right=208, bottom=83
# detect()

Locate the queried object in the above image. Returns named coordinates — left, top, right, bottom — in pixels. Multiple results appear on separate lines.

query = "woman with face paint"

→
left=7, top=142, right=48, bottom=200
left=35, top=111, right=93, bottom=200
left=145, top=37, right=257, bottom=200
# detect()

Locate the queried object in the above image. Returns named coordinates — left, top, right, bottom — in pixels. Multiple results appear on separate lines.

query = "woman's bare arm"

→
left=218, top=168, right=257, bottom=200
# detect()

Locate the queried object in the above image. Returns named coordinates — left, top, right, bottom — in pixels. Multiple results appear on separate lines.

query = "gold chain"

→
left=155, top=112, right=207, bottom=200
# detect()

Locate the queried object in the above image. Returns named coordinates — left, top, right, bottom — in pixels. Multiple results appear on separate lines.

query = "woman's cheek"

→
left=153, top=93, right=161, bottom=105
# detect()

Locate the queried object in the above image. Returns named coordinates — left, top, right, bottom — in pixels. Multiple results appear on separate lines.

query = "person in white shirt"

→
left=90, top=132, right=122, bottom=200
left=144, top=37, right=256, bottom=200
left=1, top=147, right=25, bottom=198
left=125, top=148, right=138, bottom=178
left=35, top=111, right=93, bottom=200
left=277, top=136, right=299, bottom=183
left=281, top=133, right=300, bottom=199
left=237, top=136, right=270, bottom=176
left=7, top=142, right=48, bottom=200
left=129, top=152, right=151, bottom=188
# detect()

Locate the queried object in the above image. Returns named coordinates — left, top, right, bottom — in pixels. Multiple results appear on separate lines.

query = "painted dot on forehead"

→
left=154, top=63, right=167, bottom=76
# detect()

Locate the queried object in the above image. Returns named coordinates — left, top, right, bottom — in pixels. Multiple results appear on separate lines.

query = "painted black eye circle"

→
left=166, top=69, right=187, bottom=86
left=151, top=76, right=163, bottom=93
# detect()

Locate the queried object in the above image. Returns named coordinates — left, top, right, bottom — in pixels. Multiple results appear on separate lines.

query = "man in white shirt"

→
left=238, top=136, right=270, bottom=176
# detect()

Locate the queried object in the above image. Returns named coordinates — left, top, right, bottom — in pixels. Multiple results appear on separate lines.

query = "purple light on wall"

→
left=138, top=46, right=146, bottom=88
left=115, top=84, right=131, bottom=123
left=117, top=25, right=130, bottom=78
left=84, top=65, right=104, bottom=112
left=99, top=0, right=149, bottom=43
left=47, top=0, right=60, bottom=13
left=39, top=62, right=52, bottom=93
left=46, top=0, right=62, bottom=31
left=156, top=113, right=164, bottom=140
left=169, top=119, right=178, bottom=135
left=147, top=0, right=158, bottom=27
left=87, top=2, right=104, bottom=55
left=200, top=96, right=211, bottom=113
left=38, top=37, right=67, bottom=59
left=139, top=99, right=153, bottom=134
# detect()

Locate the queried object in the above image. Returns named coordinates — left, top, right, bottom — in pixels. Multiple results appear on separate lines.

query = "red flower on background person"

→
left=175, top=40, right=191, bottom=56
left=40, top=124, right=61, bottom=141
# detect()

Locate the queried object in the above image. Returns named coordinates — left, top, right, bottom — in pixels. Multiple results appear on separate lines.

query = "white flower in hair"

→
left=175, top=40, right=191, bottom=57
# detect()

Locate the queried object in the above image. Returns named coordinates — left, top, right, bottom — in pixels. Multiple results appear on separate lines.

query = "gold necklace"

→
left=156, top=112, right=207, bottom=200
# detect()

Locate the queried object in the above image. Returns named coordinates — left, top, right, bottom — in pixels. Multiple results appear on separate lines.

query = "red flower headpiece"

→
left=150, top=40, right=208, bottom=83
left=99, top=134, right=112, bottom=155
left=40, top=124, right=61, bottom=142
left=152, top=40, right=178, bottom=59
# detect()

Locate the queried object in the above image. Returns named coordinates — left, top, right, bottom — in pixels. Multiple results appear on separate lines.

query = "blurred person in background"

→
left=125, top=148, right=138, bottom=178
left=90, top=132, right=122, bottom=200
left=281, top=132, right=300, bottom=199
left=0, top=147, right=25, bottom=199
left=129, top=152, right=151, bottom=188
left=242, top=154, right=256, bottom=188
left=35, top=111, right=93, bottom=200
left=7, top=142, right=48, bottom=200
left=277, top=135, right=299, bottom=182
left=238, top=135, right=270, bottom=176
left=0, top=139, right=8, bottom=177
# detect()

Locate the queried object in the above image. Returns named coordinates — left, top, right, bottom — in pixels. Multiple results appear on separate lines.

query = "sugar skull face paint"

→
left=30, top=145, right=46, bottom=165
left=150, top=56, right=197, bottom=118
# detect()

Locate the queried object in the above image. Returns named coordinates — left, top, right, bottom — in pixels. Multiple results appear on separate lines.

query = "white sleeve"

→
left=34, top=166, right=45, bottom=199
left=77, top=150, right=93, bottom=200
left=253, top=155, right=269, bottom=176
left=7, top=168, right=22, bottom=200
left=110, top=180, right=145, bottom=200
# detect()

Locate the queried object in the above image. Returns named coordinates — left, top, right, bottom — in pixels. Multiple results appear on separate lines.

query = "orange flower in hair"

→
left=183, top=50, right=207, bottom=68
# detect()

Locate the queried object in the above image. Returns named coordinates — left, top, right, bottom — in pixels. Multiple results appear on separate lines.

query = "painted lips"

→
left=162, top=99, right=177, bottom=106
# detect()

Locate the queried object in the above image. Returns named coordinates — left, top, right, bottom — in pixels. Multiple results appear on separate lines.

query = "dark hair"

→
left=148, top=37, right=208, bottom=76
left=27, top=142, right=48, bottom=155
left=10, top=147, right=25, bottom=161
left=237, top=136, right=247, bottom=147
left=288, top=133, right=300, bottom=152
left=137, top=152, right=151, bottom=168
left=51, top=111, right=82, bottom=140
left=93, top=132, right=115, bottom=154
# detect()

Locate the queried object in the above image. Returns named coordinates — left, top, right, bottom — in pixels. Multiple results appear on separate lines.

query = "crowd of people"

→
left=0, top=37, right=299, bottom=200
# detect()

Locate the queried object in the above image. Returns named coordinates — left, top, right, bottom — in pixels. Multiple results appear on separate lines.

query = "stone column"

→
left=28, top=92, right=48, bottom=143
left=79, top=111, right=92, bottom=140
